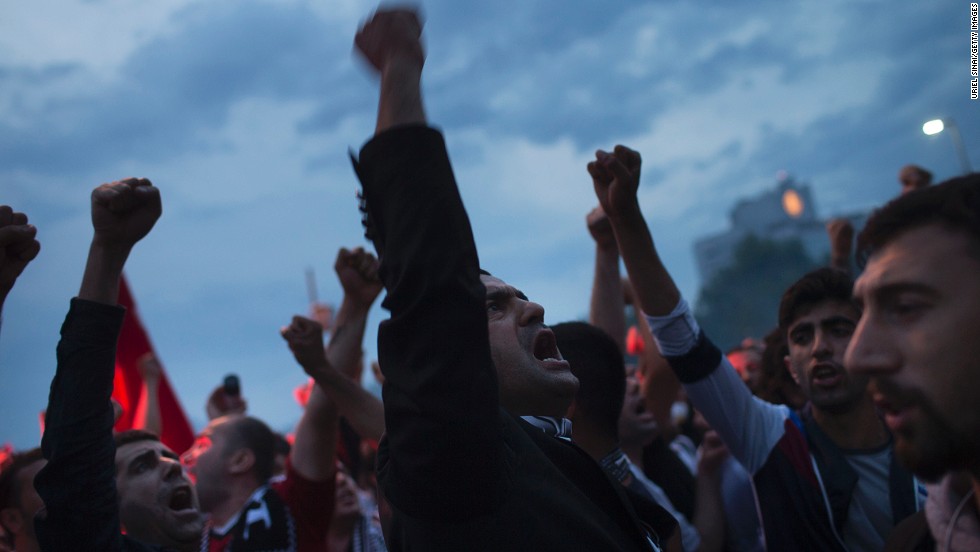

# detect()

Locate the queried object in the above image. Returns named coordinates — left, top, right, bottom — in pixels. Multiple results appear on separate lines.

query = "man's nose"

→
left=164, top=456, right=184, bottom=479
left=844, top=316, right=894, bottom=376
left=519, top=300, right=545, bottom=326
left=812, top=329, right=833, bottom=359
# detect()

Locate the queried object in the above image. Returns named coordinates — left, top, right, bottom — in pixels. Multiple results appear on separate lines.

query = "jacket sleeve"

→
left=34, top=298, right=126, bottom=551
left=354, top=125, right=505, bottom=521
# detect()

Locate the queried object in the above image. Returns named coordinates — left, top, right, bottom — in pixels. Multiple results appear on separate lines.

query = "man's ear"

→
left=784, top=355, right=800, bottom=385
left=0, top=507, right=24, bottom=536
left=227, top=448, right=256, bottom=476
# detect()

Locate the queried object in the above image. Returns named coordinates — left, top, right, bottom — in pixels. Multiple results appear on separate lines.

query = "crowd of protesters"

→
left=1, top=6, right=978, bottom=552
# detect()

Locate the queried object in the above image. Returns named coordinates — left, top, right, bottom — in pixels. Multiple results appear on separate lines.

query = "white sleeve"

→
left=684, top=355, right=791, bottom=474
left=644, top=298, right=789, bottom=474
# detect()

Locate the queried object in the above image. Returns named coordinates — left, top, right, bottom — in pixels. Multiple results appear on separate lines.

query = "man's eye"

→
left=486, top=302, right=500, bottom=312
left=893, top=302, right=926, bottom=319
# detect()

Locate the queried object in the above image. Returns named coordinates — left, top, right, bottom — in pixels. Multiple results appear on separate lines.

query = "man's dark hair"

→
left=273, top=433, right=291, bottom=458
left=778, top=267, right=858, bottom=334
left=0, top=448, right=42, bottom=512
left=552, top=322, right=626, bottom=438
left=754, top=327, right=803, bottom=408
left=225, top=416, right=277, bottom=484
left=113, top=429, right=161, bottom=450
left=859, top=174, right=980, bottom=268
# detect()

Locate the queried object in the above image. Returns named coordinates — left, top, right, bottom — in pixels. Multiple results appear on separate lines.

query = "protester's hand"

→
left=697, top=429, right=730, bottom=479
left=587, top=146, right=641, bottom=219
left=205, top=385, right=247, bottom=420
left=281, top=316, right=330, bottom=375
left=0, top=206, right=41, bottom=300
left=354, top=8, right=425, bottom=73
left=91, top=178, right=161, bottom=248
left=335, top=247, right=383, bottom=308
left=137, top=352, right=162, bottom=384
left=618, top=376, right=659, bottom=449
left=586, top=206, right=618, bottom=252
left=826, top=218, right=853, bottom=262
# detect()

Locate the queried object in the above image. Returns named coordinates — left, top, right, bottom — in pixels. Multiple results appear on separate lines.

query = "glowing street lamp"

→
left=922, top=118, right=973, bottom=174
left=922, top=119, right=945, bottom=135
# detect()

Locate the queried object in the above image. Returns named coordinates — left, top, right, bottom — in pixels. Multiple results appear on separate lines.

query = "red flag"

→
left=113, top=274, right=195, bottom=454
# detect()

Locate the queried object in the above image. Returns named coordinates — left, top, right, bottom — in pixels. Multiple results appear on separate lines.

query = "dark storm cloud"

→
left=0, top=0, right=358, bottom=177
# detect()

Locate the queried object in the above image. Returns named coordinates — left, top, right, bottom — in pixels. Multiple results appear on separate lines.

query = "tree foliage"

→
left=695, top=235, right=817, bottom=351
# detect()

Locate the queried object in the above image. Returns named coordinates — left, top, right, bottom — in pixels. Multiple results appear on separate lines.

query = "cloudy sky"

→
left=1, top=0, right=975, bottom=448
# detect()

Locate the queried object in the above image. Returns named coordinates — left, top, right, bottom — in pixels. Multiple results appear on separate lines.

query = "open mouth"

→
left=811, top=363, right=843, bottom=387
left=532, top=329, right=569, bottom=370
left=168, top=486, right=194, bottom=512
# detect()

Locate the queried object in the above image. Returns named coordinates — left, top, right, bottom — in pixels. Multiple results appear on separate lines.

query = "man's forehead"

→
left=116, top=439, right=174, bottom=464
left=856, top=224, right=980, bottom=298
left=787, top=300, right=859, bottom=330
left=480, top=275, right=528, bottom=300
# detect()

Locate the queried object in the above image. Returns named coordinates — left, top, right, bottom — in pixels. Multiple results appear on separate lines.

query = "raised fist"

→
left=587, top=145, right=642, bottom=219
left=354, top=8, right=425, bottom=73
left=586, top=206, right=617, bottom=251
left=0, top=206, right=41, bottom=298
left=335, top=247, right=382, bottom=308
left=281, top=315, right=329, bottom=374
left=91, top=178, right=161, bottom=248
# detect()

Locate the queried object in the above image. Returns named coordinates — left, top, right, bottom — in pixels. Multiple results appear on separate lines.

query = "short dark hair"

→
left=859, top=174, right=980, bottom=268
left=754, top=327, right=803, bottom=408
left=224, top=417, right=276, bottom=484
left=778, top=267, right=858, bottom=334
left=0, top=447, right=43, bottom=511
left=552, top=322, right=626, bottom=438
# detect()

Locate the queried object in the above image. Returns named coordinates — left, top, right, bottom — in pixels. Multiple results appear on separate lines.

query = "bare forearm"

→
left=291, top=383, right=339, bottom=481
left=134, top=381, right=163, bottom=436
left=78, top=242, right=132, bottom=305
left=376, top=59, right=426, bottom=134
left=589, top=246, right=626, bottom=352
left=609, top=206, right=681, bottom=317
left=307, top=362, right=385, bottom=442
left=328, top=297, right=372, bottom=380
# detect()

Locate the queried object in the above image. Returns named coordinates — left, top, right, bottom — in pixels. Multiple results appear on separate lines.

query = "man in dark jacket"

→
left=351, top=7, right=677, bottom=551
left=34, top=177, right=206, bottom=551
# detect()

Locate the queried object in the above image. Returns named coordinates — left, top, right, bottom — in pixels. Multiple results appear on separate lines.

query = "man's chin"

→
left=893, top=434, right=967, bottom=482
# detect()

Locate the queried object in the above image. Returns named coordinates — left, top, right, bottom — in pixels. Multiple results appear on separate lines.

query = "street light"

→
left=922, top=118, right=973, bottom=174
left=922, top=119, right=944, bottom=135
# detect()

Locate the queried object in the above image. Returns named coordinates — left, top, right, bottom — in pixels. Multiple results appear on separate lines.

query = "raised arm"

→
left=825, top=218, right=853, bottom=274
left=352, top=8, right=503, bottom=523
left=280, top=317, right=340, bottom=481
left=592, top=150, right=788, bottom=472
left=133, top=352, right=163, bottom=437
left=587, top=206, right=626, bottom=352
left=588, top=147, right=679, bottom=318
left=282, top=315, right=385, bottom=443
left=35, top=177, right=161, bottom=552
left=79, top=178, right=161, bottom=305
left=328, top=246, right=383, bottom=380
left=0, top=205, right=41, bottom=319
left=354, top=8, right=426, bottom=134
